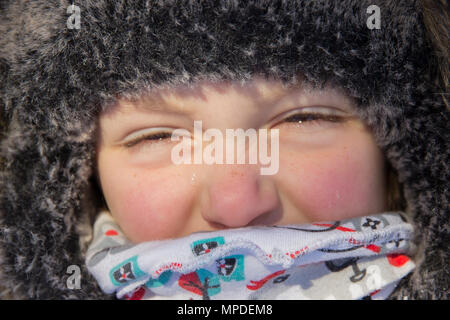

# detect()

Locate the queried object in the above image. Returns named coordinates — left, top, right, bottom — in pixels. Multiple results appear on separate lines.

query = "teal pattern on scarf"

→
left=86, top=212, right=415, bottom=300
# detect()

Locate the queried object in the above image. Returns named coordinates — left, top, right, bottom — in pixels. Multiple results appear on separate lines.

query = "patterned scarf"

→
left=86, top=211, right=415, bottom=300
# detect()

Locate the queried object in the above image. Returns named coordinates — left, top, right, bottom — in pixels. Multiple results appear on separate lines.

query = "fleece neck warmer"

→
left=86, top=211, right=415, bottom=300
left=1, top=0, right=447, bottom=300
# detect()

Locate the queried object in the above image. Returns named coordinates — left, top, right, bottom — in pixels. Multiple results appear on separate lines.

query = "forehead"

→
left=105, top=77, right=354, bottom=116
left=113, top=78, right=291, bottom=113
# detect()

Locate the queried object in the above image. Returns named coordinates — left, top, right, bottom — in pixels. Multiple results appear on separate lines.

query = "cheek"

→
left=281, top=143, right=386, bottom=222
left=100, top=166, right=194, bottom=242
left=301, top=157, right=372, bottom=220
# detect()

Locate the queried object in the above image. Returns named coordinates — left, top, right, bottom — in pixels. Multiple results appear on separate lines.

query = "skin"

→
left=96, top=77, right=387, bottom=243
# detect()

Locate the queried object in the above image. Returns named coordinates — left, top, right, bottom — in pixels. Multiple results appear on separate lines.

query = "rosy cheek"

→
left=282, top=146, right=385, bottom=222
left=107, top=170, right=193, bottom=243
left=299, top=159, right=369, bottom=221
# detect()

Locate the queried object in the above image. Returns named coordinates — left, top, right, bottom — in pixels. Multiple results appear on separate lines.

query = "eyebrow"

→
left=120, top=95, right=195, bottom=116
left=129, top=87, right=297, bottom=114
left=119, top=83, right=353, bottom=115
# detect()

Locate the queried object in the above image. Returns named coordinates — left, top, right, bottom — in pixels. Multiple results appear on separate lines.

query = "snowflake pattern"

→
left=362, top=218, right=381, bottom=230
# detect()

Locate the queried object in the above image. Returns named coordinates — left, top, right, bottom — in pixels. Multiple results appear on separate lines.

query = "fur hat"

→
left=0, top=0, right=448, bottom=299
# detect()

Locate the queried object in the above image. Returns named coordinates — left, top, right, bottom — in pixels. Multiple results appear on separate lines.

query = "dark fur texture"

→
left=0, top=0, right=448, bottom=299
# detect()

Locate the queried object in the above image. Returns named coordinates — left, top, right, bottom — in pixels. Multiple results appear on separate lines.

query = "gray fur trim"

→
left=0, top=0, right=448, bottom=299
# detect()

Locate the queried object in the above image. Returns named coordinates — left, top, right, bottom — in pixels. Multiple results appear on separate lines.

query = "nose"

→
left=201, top=165, right=280, bottom=228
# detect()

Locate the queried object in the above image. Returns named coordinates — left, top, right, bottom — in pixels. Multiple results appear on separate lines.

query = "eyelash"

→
left=280, top=112, right=345, bottom=127
left=123, top=132, right=173, bottom=148
left=123, top=111, right=345, bottom=148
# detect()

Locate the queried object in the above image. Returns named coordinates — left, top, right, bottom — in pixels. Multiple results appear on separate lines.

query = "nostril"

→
left=247, top=206, right=283, bottom=227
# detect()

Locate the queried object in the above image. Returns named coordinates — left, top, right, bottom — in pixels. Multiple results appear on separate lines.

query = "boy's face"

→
left=97, top=78, right=387, bottom=243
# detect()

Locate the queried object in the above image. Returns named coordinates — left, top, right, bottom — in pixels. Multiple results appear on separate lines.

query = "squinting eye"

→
left=125, top=132, right=171, bottom=148
left=121, top=127, right=177, bottom=148
left=271, top=107, right=348, bottom=131
left=283, top=113, right=344, bottom=124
